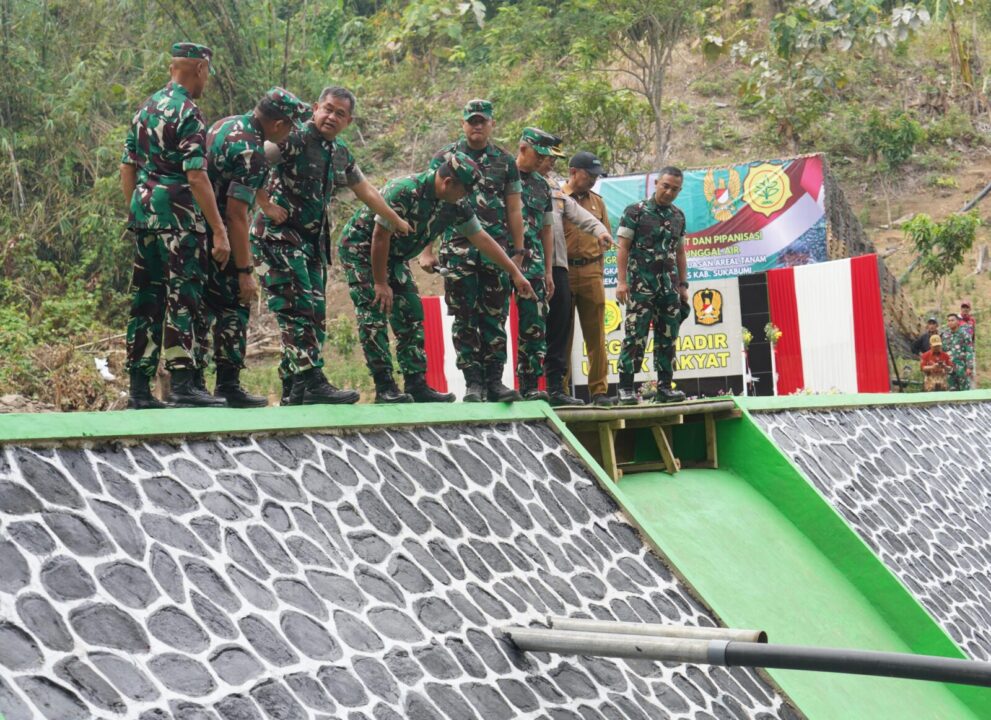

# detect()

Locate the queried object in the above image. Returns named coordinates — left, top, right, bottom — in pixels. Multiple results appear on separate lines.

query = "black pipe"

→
left=719, top=641, right=991, bottom=687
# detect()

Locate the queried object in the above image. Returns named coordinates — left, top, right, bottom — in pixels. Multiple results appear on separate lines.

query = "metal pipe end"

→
left=756, top=630, right=768, bottom=644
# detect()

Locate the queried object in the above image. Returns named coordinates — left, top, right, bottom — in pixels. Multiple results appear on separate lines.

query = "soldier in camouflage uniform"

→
left=941, top=313, right=975, bottom=391
left=339, top=152, right=535, bottom=403
left=120, top=42, right=229, bottom=409
left=616, top=167, right=691, bottom=404
left=419, top=99, right=526, bottom=402
left=250, top=86, right=410, bottom=405
left=513, top=127, right=563, bottom=401
left=197, top=87, right=312, bottom=407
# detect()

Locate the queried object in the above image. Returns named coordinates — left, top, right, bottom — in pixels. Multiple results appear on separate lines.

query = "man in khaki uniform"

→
left=562, top=151, right=614, bottom=406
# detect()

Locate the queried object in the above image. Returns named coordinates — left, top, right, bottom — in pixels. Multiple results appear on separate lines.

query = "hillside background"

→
left=1, top=0, right=989, bottom=410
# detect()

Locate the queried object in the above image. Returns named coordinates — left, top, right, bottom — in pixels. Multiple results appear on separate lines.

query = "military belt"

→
left=568, top=254, right=603, bottom=267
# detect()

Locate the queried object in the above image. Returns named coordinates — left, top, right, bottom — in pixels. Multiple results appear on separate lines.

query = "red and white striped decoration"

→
left=767, top=254, right=888, bottom=395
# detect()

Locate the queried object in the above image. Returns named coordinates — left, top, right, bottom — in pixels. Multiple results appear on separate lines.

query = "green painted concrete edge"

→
left=720, top=403, right=990, bottom=715
left=0, top=403, right=550, bottom=445
left=738, top=389, right=991, bottom=412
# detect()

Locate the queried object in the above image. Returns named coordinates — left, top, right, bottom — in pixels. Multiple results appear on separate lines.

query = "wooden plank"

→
left=598, top=423, right=620, bottom=481
left=623, top=416, right=683, bottom=429
left=567, top=418, right=626, bottom=434
left=618, top=461, right=672, bottom=475
left=650, top=425, right=679, bottom=474
left=704, top=413, right=718, bottom=469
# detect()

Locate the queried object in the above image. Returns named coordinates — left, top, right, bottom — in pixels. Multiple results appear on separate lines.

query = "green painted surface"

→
left=738, top=389, right=991, bottom=412
left=615, top=468, right=983, bottom=719
left=0, top=402, right=550, bottom=444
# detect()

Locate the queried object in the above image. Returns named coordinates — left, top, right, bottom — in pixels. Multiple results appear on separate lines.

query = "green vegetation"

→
left=0, top=0, right=989, bottom=407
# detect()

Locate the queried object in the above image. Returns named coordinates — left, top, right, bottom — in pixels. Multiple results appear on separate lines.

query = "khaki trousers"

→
left=567, top=260, right=608, bottom=397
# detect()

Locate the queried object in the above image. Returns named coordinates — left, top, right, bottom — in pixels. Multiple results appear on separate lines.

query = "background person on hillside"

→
left=911, top=317, right=939, bottom=356
left=920, top=335, right=953, bottom=391
left=941, top=313, right=974, bottom=391
left=960, top=300, right=975, bottom=338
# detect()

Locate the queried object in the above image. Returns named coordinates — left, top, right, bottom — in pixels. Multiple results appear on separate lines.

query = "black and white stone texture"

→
left=753, top=402, right=991, bottom=661
left=1, top=422, right=796, bottom=719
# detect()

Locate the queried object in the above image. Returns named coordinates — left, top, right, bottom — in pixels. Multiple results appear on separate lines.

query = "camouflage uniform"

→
left=195, top=112, right=269, bottom=370
left=122, top=79, right=209, bottom=376
left=616, top=198, right=688, bottom=383
left=251, top=123, right=364, bottom=377
left=430, top=124, right=521, bottom=381
left=339, top=163, right=482, bottom=379
left=515, top=163, right=554, bottom=379
left=941, top=326, right=974, bottom=391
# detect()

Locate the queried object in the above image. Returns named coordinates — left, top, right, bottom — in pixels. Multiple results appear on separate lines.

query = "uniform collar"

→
left=562, top=180, right=590, bottom=200
left=305, top=121, right=334, bottom=148
left=420, top=170, right=438, bottom=201
left=247, top=112, right=265, bottom=138
left=167, top=80, right=191, bottom=98
left=459, top=137, right=489, bottom=157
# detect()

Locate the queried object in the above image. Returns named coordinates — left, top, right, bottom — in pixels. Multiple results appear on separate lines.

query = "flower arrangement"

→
left=742, top=327, right=753, bottom=348
left=764, top=322, right=783, bottom=346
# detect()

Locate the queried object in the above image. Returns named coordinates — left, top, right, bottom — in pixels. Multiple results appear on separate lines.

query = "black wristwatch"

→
left=237, top=266, right=254, bottom=275
left=509, top=248, right=525, bottom=257
left=678, top=280, right=689, bottom=290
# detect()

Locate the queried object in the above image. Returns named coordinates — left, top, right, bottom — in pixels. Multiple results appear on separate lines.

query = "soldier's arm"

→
left=120, top=164, right=136, bottom=207
left=466, top=228, right=535, bottom=300
left=188, top=171, right=229, bottom=254
left=224, top=197, right=259, bottom=303
left=352, top=180, right=411, bottom=235
left=616, top=207, right=637, bottom=304
left=676, top=233, right=688, bottom=297
left=506, top=192, right=524, bottom=262
left=563, top=195, right=608, bottom=242
left=540, top=215, right=555, bottom=301
left=370, top=222, right=395, bottom=313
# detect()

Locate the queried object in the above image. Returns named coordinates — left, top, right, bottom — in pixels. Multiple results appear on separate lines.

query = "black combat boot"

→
left=519, top=375, right=550, bottom=402
left=280, top=376, right=296, bottom=406
left=462, top=369, right=486, bottom=403
left=653, top=379, right=686, bottom=404
left=127, top=371, right=168, bottom=410
left=592, top=393, right=617, bottom=407
left=214, top=364, right=267, bottom=408
left=168, top=369, right=228, bottom=408
left=193, top=368, right=209, bottom=393
left=404, top=373, right=455, bottom=403
left=374, top=373, right=413, bottom=404
left=548, top=379, right=585, bottom=407
left=485, top=366, right=522, bottom=403
left=617, top=373, right=638, bottom=406
left=299, top=368, right=360, bottom=405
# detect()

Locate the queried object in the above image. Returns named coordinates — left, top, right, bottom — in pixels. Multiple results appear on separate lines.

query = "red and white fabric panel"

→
left=421, top=295, right=516, bottom=398
left=767, top=254, right=888, bottom=395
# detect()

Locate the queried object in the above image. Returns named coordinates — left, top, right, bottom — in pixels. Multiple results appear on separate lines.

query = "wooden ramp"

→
left=555, top=399, right=741, bottom=480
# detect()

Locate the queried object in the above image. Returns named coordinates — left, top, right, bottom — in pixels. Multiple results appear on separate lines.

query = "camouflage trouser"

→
left=195, top=234, right=249, bottom=370
left=253, top=239, right=326, bottom=376
left=515, top=276, right=547, bottom=378
left=444, top=263, right=511, bottom=378
left=340, top=245, right=427, bottom=379
left=126, top=229, right=208, bottom=376
left=948, top=368, right=970, bottom=391
left=618, top=285, right=684, bottom=382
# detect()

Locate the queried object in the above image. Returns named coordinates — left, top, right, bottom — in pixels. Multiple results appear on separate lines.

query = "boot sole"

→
left=409, top=395, right=456, bottom=403
left=222, top=399, right=269, bottom=408
left=375, top=397, right=414, bottom=404
left=302, top=395, right=360, bottom=405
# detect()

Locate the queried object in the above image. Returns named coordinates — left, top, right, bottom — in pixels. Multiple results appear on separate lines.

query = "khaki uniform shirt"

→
left=562, top=181, right=612, bottom=261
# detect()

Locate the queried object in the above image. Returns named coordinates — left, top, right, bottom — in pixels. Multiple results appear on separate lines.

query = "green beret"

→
left=444, top=151, right=483, bottom=190
left=263, top=87, right=312, bottom=126
left=462, top=98, right=493, bottom=121
left=520, top=127, right=564, bottom=157
left=171, top=42, right=214, bottom=74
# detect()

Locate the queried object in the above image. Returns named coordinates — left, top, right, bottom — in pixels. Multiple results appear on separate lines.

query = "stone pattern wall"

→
left=753, top=402, right=991, bottom=661
left=0, top=421, right=796, bottom=720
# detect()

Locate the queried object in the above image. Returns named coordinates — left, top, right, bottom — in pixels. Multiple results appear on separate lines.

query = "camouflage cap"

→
left=171, top=42, right=214, bottom=74
left=263, top=87, right=312, bottom=127
left=463, top=98, right=493, bottom=121
left=520, top=127, right=563, bottom=157
left=443, top=151, right=484, bottom=190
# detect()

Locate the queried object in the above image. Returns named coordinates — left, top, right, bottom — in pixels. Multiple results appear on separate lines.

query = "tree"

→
left=903, top=210, right=981, bottom=308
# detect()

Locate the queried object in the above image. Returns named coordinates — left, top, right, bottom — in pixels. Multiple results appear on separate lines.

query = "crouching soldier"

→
left=339, top=152, right=535, bottom=402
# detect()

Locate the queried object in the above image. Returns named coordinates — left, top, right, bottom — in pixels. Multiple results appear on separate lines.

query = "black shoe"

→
left=300, top=368, right=360, bottom=405
left=519, top=375, right=550, bottom=402
left=592, top=393, right=617, bottom=407
left=404, top=373, right=455, bottom=403
left=548, top=389, right=585, bottom=407
left=168, top=369, right=228, bottom=408
left=193, top=369, right=209, bottom=393
left=289, top=376, right=305, bottom=405
left=463, top=370, right=485, bottom=402
left=215, top=365, right=267, bottom=408
left=486, top=366, right=522, bottom=402
left=617, top=387, right=638, bottom=405
left=375, top=375, right=413, bottom=404
left=280, top=377, right=296, bottom=406
left=653, top=387, right=686, bottom=403
left=127, top=371, right=168, bottom=410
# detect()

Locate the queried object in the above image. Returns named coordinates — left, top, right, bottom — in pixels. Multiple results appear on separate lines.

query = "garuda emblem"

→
left=703, top=168, right=741, bottom=223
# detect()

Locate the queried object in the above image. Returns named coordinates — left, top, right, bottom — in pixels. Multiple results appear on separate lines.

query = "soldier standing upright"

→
left=339, top=152, right=535, bottom=403
left=197, top=87, right=312, bottom=407
left=512, top=127, right=561, bottom=401
left=120, top=42, right=229, bottom=409
left=419, top=99, right=526, bottom=402
left=942, top=313, right=974, bottom=391
left=251, top=86, right=409, bottom=405
left=616, top=167, right=690, bottom=404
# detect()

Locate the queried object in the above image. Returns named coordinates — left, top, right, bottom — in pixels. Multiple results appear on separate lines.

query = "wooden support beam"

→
left=596, top=419, right=625, bottom=481
left=651, top=425, right=680, bottom=474
left=704, top=413, right=718, bottom=469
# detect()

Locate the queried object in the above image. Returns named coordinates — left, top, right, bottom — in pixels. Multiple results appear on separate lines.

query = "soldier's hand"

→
left=598, top=233, right=614, bottom=251
left=545, top=272, right=555, bottom=302
left=616, top=283, right=629, bottom=305
left=393, top=218, right=412, bottom=235
left=264, top=203, right=288, bottom=225
left=374, top=282, right=394, bottom=314
left=514, top=275, right=536, bottom=300
left=418, top=252, right=440, bottom=274
left=212, top=231, right=231, bottom=268
left=238, top=273, right=259, bottom=305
